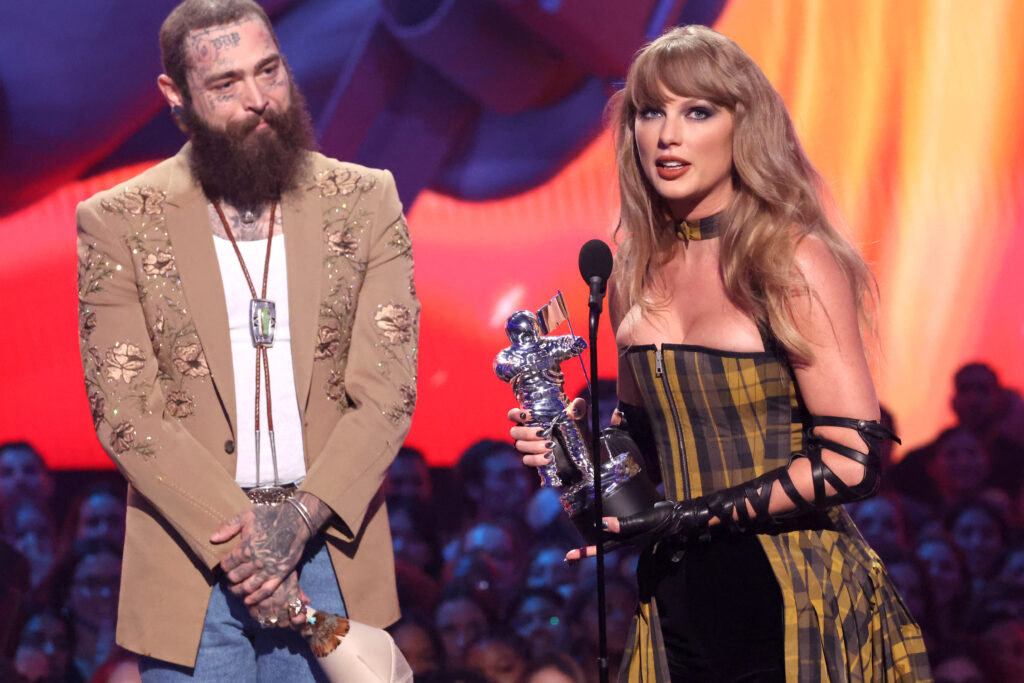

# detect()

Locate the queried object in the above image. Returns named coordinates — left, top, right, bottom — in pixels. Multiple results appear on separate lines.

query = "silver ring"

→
left=288, top=598, right=303, bottom=618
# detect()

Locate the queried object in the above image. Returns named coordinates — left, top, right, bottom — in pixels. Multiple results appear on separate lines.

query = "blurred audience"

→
left=6, top=360, right=1024, bottom=679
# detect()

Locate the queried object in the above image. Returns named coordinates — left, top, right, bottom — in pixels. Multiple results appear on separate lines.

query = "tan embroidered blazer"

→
left=77, top=144, right=418, bottom=667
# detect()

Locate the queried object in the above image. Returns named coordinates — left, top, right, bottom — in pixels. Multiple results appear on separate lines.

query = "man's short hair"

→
left=0, top=441, right=46, bottom=468
left=954, top=362, right=999, bottom=388
left=160, top=0, right=277, bottom=96
left=456, top=439, right=515, bottom=488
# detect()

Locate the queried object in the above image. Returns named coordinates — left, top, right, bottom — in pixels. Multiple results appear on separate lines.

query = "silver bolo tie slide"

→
left=249, top=298, right=288, bottom=506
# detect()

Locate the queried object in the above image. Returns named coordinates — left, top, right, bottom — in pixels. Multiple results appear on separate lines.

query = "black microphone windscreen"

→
left=579, top=239, right=613, bottom=285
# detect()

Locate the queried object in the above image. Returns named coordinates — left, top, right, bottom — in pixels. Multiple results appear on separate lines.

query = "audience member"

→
left=932, top=428, right=992, bottom=505
left=524, top=653, right=587, bottom=683
left=456, top=522, right=526, bottom=605
left=389, top=497, right=443, bottom=578
left=0, top=537, right=30, bottom=659
left=885, top=553, right=936, bottom=646
left=565, top=575, right=636, bottom=679
left=507, top=588, right=570, bottom=660
left=953, top=363, right=1024, bottom=452
left=948, top=499, right=1010, bottom=598
left=0, top=442, right=54, bottom=513
left=2, top=497, right=60, bottom=595
left=931, top=653, right=986, bottom=683
left=389, top=616, right=444, bottom=677
left=978, top=618, right=1024, bottom=680
left=53, top=540, right=122, bottom=681
left=524, top=543, right=579, bottom=601
left=88, top=647, right=141, bottom=683
left=464, top=629, right=529, bottom=683
left=456, top=440, right=535, bottom=530
left=69, top=482, right=127, bottom=549
left=416, top=669, right=488, bottom=683
left=848, top=495, right=910, bottom=562
left=435, top=590, right=492, bottom=670
left=999, top=545, right=1024, bottom=588
left=384, top=446, right=433, bottom=504
left=893, top=363, right=1024, bottom=504
left=14, top=607, right=81, bottom=683
left=916, top=536, right=969, bottom=647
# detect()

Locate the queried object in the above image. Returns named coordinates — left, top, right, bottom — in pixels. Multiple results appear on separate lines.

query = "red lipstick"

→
left=655, top=156, right=690, bottom=180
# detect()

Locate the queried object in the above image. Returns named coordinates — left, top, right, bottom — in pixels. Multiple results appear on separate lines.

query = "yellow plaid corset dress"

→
left=618, top=342, right=932, bottom=682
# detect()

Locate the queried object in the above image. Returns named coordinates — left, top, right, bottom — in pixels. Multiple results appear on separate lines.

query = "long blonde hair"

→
left=611, top=25, right=875, bottom=363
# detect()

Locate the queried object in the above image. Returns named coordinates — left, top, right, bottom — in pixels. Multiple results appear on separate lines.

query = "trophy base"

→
left=561, top=450, right=661, bottom=545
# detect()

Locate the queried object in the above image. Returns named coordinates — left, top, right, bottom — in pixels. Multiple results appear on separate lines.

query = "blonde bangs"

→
left=626, top=29, right=737, bottom=114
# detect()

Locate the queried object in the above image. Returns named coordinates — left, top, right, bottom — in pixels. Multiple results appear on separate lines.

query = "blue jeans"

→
left=140, top=537, right=346, bottom=682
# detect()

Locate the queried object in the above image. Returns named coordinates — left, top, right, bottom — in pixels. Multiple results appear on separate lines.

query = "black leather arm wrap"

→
left=615, top=415, right=898, bottom=544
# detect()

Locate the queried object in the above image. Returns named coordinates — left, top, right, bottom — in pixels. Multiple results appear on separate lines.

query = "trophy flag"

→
left=535, top=291, right=570, bottom=335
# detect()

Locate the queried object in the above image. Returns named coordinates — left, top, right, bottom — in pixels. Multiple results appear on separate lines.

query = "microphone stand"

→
left=587, top=275, right=609, bottom=683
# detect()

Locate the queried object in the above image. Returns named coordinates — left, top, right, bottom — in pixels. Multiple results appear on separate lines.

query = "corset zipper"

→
left=657, top=347, right=691, bottom=500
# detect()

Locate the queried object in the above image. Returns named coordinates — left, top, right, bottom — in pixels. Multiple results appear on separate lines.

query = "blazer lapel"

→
left=283, top=165, right=322, bottom=422
left=163, top=145, right=238, bottom=440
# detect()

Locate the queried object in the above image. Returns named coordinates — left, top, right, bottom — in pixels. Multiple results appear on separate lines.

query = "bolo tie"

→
left=213, top=201, right=282, bottom=499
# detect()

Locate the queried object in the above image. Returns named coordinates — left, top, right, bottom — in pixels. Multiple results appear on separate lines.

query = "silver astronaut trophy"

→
left=494, top=309, right=590, bottom=490
left=494, top=295, right=659, bottom=543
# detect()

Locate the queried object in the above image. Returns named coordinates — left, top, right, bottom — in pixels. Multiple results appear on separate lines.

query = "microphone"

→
left=579, top=239, right=613, bottom=311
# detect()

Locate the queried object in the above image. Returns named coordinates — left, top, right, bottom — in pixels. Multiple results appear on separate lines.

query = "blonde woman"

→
left=509, top=26, right=931, bottom=681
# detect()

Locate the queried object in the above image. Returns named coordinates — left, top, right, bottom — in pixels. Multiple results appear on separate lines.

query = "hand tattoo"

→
left=215, top=492, right=333, bottom=604
left=220, top=504, right=310, bottom=603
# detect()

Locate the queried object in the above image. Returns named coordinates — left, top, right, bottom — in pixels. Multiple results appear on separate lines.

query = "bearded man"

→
left=76, top=0, right=418, bottom=677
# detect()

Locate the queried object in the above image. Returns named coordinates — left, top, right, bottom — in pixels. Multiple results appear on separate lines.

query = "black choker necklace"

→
left=675, top=213, right=720, bottom=241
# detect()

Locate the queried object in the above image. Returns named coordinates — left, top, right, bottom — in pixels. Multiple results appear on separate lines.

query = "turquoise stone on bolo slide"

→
left=249, top=299, right=276, bottom=347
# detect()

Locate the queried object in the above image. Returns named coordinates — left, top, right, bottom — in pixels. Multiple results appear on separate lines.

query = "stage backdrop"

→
left=1, top=0, right=1022, bottom=468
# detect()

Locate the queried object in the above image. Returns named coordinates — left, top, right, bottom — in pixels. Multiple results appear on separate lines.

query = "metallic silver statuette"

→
left=494, top=299, right=659, bottom=542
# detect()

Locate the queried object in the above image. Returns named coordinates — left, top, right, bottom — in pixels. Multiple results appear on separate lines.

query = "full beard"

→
left=184, top=84, right=315, bottom=210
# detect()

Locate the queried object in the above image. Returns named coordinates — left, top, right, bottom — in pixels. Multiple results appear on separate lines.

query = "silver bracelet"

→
left=286, top=496, right=316, bottom=536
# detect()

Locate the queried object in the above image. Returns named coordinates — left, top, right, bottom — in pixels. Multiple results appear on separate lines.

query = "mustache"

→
left=227, top=108, right=285, bottom=139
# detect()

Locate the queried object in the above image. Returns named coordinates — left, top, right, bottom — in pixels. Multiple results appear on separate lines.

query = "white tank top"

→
left=212, top=233, right=307, bottom=487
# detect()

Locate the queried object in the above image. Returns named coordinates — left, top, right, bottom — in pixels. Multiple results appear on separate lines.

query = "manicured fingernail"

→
left=535, top=429, right=546, bottom=438
left=520, top=412, right=527, bottom=420
left=544, top=441, right=554, bottom=449
left=602, top=520, right=609, bottom=530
